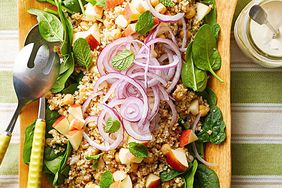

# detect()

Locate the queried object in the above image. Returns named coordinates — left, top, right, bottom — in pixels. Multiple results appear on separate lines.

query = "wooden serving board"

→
left=18, top=0, right=237, bottom=187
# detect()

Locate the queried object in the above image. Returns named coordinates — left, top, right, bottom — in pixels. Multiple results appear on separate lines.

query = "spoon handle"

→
left=27, top=119, right=46, bottom=188
left=0, top=133, right=11, bottom=164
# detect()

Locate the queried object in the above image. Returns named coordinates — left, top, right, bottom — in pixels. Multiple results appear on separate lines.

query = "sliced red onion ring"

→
left=120, top=97, right=143, bottom=122
left=146, top=0, right=184, bottom=22
left=123, top=120, right=153, bottom=141
left=191, top=113, right=216, bottom=166
left=181, top=17, right=187, bottom=51
left=84, top=116, right=97, bottom=125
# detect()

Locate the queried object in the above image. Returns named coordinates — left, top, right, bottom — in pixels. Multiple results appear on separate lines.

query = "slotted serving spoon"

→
left=0, top=25, right=60, bottom=168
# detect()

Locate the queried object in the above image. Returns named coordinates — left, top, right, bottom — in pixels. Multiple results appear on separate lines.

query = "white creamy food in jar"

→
left=250, top=1, right=282, bottom=57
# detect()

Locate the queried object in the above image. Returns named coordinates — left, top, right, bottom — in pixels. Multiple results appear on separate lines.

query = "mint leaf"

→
left=100, top=171, right=113, bottom=188
left=112, top=49, right=135, bottom=71
left=105, top=117, right=121, bottom=133
left=160, top=0, right=175, bottom=7
left=86, top=0, right=106, bottom=7
left=128, top=142, right=148, bottom=158
left=73, top=38, right=92, bottom=69
left=136, top=11, right=154, bottom=35
left=86, top=153, right=104, bottom=169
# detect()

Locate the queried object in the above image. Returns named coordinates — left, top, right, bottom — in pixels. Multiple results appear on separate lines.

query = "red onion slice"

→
left=123, top=120, right=153, bottom=141
left=146, top=0, right=184, bottom=22
left=120, top=97, right=143, bottom=122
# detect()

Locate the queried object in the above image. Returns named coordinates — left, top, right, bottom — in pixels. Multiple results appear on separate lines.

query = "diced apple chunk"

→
left=118, top=148, right=143, bottom=164
left=69, top=119, right=84, bottom=131
left=106, top=0, right=124, bottom=9
left=195, top=2, right=212, bottom=22
left=150, top=0, right=159, bottom=7
left=85, top=3, right=104, bottom=21
left=123, top=3, right=141, bottom=21
left=52, top=116, right=70, bottom=136
left=85, top=34, right=100, bottom=50
left=113, top=171, right=127, bottom=181
left=115, top=15, right=130, bottom=28
left=110, top=175, right=132, bottom=188
left=131, top=0, right=148, bottom=13
left=123, top=23, right=137, bottom=37
left=67, top=130, right=83, bottom=151
left=145, top=174, right=161, bottom=188
left=179, top=130, right=198, bottom=147
left=88, top=24, right=101, bottom=43
left=188, top=99, right=199, bottom=115
left=166, top=148, right=189, bottom=172
left=68, top=104, right=83, bottom=121
left=155, top=3, right=166, bottom=14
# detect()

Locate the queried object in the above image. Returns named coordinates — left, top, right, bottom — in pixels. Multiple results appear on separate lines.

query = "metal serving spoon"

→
left=0, top=25, right=60, bottom=165
left=249, top=4, right=280, bottom=38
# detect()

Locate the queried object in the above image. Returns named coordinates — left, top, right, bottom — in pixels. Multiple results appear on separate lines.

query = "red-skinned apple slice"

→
left=119, top=148, right=143, bottom=164
left=179, top=130, right=198, bottom=148
left=52, top=116, right=70, bottom=136
left=69, top=119, right=84, bottom=131
left=123, top=3, right=141, bottom=21
left=166, top=148, right=189, bottom=172
left=123, top=24, right=137, bottom=37
left=106, top=0, right=124, bottom=9
left=85, top=34, right=100, bottom=50
left=68, top=104, right=83, bottom=121
left=110, top=175, right=132, bottom=188
left=145, top=174, right=161, bottom=188
left=67, top=130, right=83, bottom=150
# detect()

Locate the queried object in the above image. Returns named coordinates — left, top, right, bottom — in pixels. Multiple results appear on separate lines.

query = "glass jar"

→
left=234, top=0, right=282, bottom=68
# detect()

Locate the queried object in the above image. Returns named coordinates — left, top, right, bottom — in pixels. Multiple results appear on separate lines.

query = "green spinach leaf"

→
left=192, top=24, right=223, bottom=83
left=181, top=43, right=208, bottom=92
left=23, top=121, right=36, bottom=164
left=183, top=160, right=198, bottom=188
left=197, top=106, right=226, bottom=144
left=73, top=38, right=92, bottom=69
left=136, top=11, right=154, bottom=35
left=112, top=49, right=135, bottom=71
left=201, top=0, right=217, bottom=26
left=28, top=8, right=63, bottom=42
left=210, top=49, right=221, bottom=71
left=128, top=142, right=148, bottom=158
left=194, top=164, right=220, bottom=188
left=63, top=0, right=81, bottom=13
left=160, top=169, right=184, bottom=182
left=100, top=171, right=114, bottom=188
left=211, top=23, right=220, bottom=40
left=199, top=88, right=217, bottom=107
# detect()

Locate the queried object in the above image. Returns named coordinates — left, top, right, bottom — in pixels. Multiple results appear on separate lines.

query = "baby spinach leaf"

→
left=160, top=0, right=175, bottom=7
left=197, top=106, right=226, bottom=144
left=192, top=24, right=223, bottom=83
left=199, top=87, right=217, bottom=107
left=112, top=49, right=135, bottom=71
left=44, top=146, right=64, bottom=161
left=128, top=142, right=148, bottom=158
left=160, top=169, right=184, bottom=182
left=73, top=38, right=92, bottom=69
left=100, top=171, right=114, bottom=188
left=45, top=155, right=64, bottom=174
left=63, top=0, right=81, bottom=13
left=210, top=49, right=221, bottom=71
left=211, top=23, right=220, bottom=40
left=183, top=160, right=198, bottom=188
left=28, top=8, right=63, bottom=42
left=201, top=0, right=217, bottom=26
left=23, top=121, right=36, bottom=164
left=194, top=164, right=220, bottom=188
left=181, top=43, right=208, bottom=92
left=136, top=11, right=154, bottom=35
left=105, top=118, right=121, bottom=133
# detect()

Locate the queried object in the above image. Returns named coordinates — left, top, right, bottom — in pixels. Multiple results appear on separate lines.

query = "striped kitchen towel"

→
left=1, top=0, right=282, bottom=187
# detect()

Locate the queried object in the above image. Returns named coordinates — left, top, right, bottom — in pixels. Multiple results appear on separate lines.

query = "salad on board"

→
left=23, top=0, right=226, bottom=187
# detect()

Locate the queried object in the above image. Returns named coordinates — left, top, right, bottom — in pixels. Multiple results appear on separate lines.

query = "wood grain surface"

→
left=18, top=0, right=237, bottom=187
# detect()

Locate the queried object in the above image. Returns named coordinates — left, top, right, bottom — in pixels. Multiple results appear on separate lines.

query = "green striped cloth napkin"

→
left=1, top=0, right=282, bottom=187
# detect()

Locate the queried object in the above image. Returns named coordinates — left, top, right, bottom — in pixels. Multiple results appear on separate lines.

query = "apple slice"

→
left=131, top=0, right=148, bottom=13
left=110, top=175, right=132, bottom=188
left=106, top=0, right=124, bottom=9
left=68, top=104, right=83, bottom=121
left=145, top=174, right=161, bottom=188
left=166, top=148, right=189, bottom=172
left=179, top=130, right=198, bottom=148
left=195, top=2, right=212, bottom=22
left=69, top=119, right=84, bottom=131
left=67, top=130, right=83, bottom=151
left=113, top=171, right=127, bottom=181
left=85, top=3, right=104, bottom=20
left=123, top=23, right=137, bottom=37
left=52, top=116, right=70, bottom=136
left=85, top=34, right=100, bottom=50
left=123, top=3, right=141, bottom=21
left=119, top=148, right=143, bottom=164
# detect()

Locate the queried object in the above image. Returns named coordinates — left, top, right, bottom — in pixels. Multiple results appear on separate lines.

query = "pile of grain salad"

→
left=24, top=0, right=227, bottom=187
